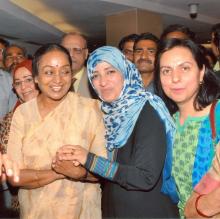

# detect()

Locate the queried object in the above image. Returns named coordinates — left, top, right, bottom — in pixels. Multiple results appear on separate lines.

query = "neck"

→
left=178, top=100, right=212, bottom=125
left=37, top=94, right=67, bottom=118
left=141, top=72, right=153, bottom=88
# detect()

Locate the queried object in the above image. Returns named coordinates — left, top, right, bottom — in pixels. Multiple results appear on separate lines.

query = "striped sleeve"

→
left=84, top=152, right=119, bottom=180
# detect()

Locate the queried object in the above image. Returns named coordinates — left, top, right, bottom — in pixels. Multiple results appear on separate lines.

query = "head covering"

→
left=13, top=59, right=32, bottom=79
left=87, top=46, right=177, bottom=201
left=87, top=46, right=175, bottom=150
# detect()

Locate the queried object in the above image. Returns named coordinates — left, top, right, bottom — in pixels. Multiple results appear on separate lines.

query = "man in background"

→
left=61, top=32, right=95, bottom=98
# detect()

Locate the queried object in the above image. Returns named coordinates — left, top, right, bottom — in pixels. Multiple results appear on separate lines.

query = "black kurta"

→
left=102, top=102, right=179, bottom=218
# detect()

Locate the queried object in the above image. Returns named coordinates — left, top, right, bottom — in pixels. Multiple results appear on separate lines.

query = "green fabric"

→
left=172, top=113, right=206, bottom=217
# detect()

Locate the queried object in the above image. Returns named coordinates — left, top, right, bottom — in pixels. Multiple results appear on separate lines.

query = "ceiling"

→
left=0, top=0, right=219, bottom=51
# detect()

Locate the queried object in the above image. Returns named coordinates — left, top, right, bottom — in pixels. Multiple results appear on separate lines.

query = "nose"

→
left=99, top=75, right=107, bottom=87
left=53, top=72, right=61, bottom=83
left=171, top=69, right=181, bottom=83
left=140, top=50, right=149, bottom=59
left=20, top=81, right=26, bottom=90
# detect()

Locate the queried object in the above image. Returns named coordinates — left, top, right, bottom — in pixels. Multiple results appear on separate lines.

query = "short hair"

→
left=118, top=34, right=139, bottom=51
left=0, top=38, right=9, bottom=47
left=154, top=38, right=220, bottom=114
left=32, top=43, right=72, bottom=77
left=134, top=32, right=159, bottom=49
left=160, top=24, right=195, bottom=41
left=211, top=23, right=220, bottom=50
left=61, top=32, right=88, bottom=48
left=3, top=44, right=26, bottom=62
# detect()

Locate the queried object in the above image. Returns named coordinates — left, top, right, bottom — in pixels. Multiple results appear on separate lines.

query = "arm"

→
left=8, top=168, right=64, bottom=189
left=184, top=189, right=220, bottom=218
left=52, top=159, right=98, bottom=182
left=58, top=104, right=167, bottom=190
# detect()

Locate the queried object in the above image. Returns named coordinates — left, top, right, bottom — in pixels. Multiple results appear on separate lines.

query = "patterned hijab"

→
left=87, top=46, right=175, bottom=152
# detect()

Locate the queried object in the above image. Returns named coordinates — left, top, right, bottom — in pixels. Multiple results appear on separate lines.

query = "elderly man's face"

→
left=5, top=46, right=25, bottom=72
left=61, top=35, right=88, bottom=74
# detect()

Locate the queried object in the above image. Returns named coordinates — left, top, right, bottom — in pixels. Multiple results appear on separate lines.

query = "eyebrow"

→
left=41, top=64, right=71, bottom=68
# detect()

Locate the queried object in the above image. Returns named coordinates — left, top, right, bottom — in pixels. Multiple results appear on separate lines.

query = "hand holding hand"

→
left=52, top=159, right=87, bottom=180
left=56, top=145, right=89, bottom=166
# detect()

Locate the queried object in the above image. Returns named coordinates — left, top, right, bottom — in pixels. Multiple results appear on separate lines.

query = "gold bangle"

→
left=195, top=194, right=212, bottom=218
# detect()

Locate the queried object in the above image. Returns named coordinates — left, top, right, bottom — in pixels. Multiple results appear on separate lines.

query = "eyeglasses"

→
left=6, top=54, right=25, bottom=62
left=66, top=47, right=87, bottom=55
left=123, top=49, right=133, bottom=56
left=13, top=77, right=34, bottom=88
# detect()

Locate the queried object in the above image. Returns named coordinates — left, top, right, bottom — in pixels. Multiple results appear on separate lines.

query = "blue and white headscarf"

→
left=87, top=46, right=178, bottom=202
left=87, top=46, right=175, bottom=151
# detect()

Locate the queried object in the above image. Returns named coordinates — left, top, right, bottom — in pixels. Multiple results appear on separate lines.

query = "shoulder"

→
left=13, top=98, right=36, bottom=118
left=68, top=92, right=102, bottom=116
left=136, top=101, right=165, bottom=130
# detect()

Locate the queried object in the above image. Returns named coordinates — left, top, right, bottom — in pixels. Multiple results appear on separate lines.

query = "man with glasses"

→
left=133, top=32, right=159, bottom=93
left=3, top=44, right=26, bottom=73
left=118, top=33, right=139, bottom=62
left=61, top=32, right=95, bottom=98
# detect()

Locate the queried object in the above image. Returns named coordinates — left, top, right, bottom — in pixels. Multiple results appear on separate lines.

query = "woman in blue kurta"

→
left=154, top=38, right=220, bottom=217
left=55, top=46, right=179, bottom=218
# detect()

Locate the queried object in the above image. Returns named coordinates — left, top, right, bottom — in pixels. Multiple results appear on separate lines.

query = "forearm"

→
left=8, top=169, right=64, bottom=189
left=184, top=189, right=220, bottom=218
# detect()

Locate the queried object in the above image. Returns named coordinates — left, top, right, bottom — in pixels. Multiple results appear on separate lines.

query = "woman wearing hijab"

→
left=54, top=46, right=179, bottom=218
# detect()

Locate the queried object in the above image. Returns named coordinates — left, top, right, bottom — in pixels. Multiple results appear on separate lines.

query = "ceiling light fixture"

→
left=188, top=3, right=199, bottom=19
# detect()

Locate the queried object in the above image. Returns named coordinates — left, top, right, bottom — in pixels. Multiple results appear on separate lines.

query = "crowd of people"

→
left=0, top=23, right=220, bottom=219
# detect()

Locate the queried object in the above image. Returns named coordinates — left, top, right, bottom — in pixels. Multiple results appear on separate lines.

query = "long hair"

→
left=154, top=39, right=220, bottom=114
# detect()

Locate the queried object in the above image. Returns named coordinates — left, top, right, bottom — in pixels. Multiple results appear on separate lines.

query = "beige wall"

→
left=106, top=9, right=163, bottom=46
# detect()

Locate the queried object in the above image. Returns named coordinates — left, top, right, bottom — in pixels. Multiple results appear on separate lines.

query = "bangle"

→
left=195, top=194, right=212, bottom=218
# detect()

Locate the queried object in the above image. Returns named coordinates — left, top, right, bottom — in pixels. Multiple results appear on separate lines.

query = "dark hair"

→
left=32, top=43, right=72, bottom=77
left=198, top=45, right=217, bottom=68
left=154, top=38, right=220, bottom=114
left=134, top=32, right=159, bottom=49
left=0, top=38, right=9, bottom=47
left=3, top=44, right=27, bottom=62
left=160, top=24, right=195, bottom=41
left=118, top=34, right=139, bottom=51
left=211, top=23, right=220, bottom=52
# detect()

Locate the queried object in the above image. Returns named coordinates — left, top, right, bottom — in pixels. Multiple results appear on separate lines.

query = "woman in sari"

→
left=7, top=44, right=106, bottom=219
left=54, top=46, right=179, bottom=218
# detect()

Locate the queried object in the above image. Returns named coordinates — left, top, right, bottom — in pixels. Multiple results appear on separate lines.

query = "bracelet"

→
left=195, top=194, right=212, bottom=218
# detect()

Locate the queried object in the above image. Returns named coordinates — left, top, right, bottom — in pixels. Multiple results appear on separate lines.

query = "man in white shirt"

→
left=61, top=33, right=96, bottom=98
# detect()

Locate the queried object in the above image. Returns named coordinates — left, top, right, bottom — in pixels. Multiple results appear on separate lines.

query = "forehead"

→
left=0, top=43, right=6, bottom=49
left=6, top=46, right=24, bottom=55
left=61, top=35, right=86, bottom=47
left=135, top=39, right=157, bottom=49
left=95, top=61, right=113, bottom=70
left=166, top=31, right=188, bottom=40
left=39, top=50, right=70, bottom=66
left=160, top=46, right=194, bottom=65
left=14, top=67, right=31, bottom=78
left=123, top=41, right=134, bottom=49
